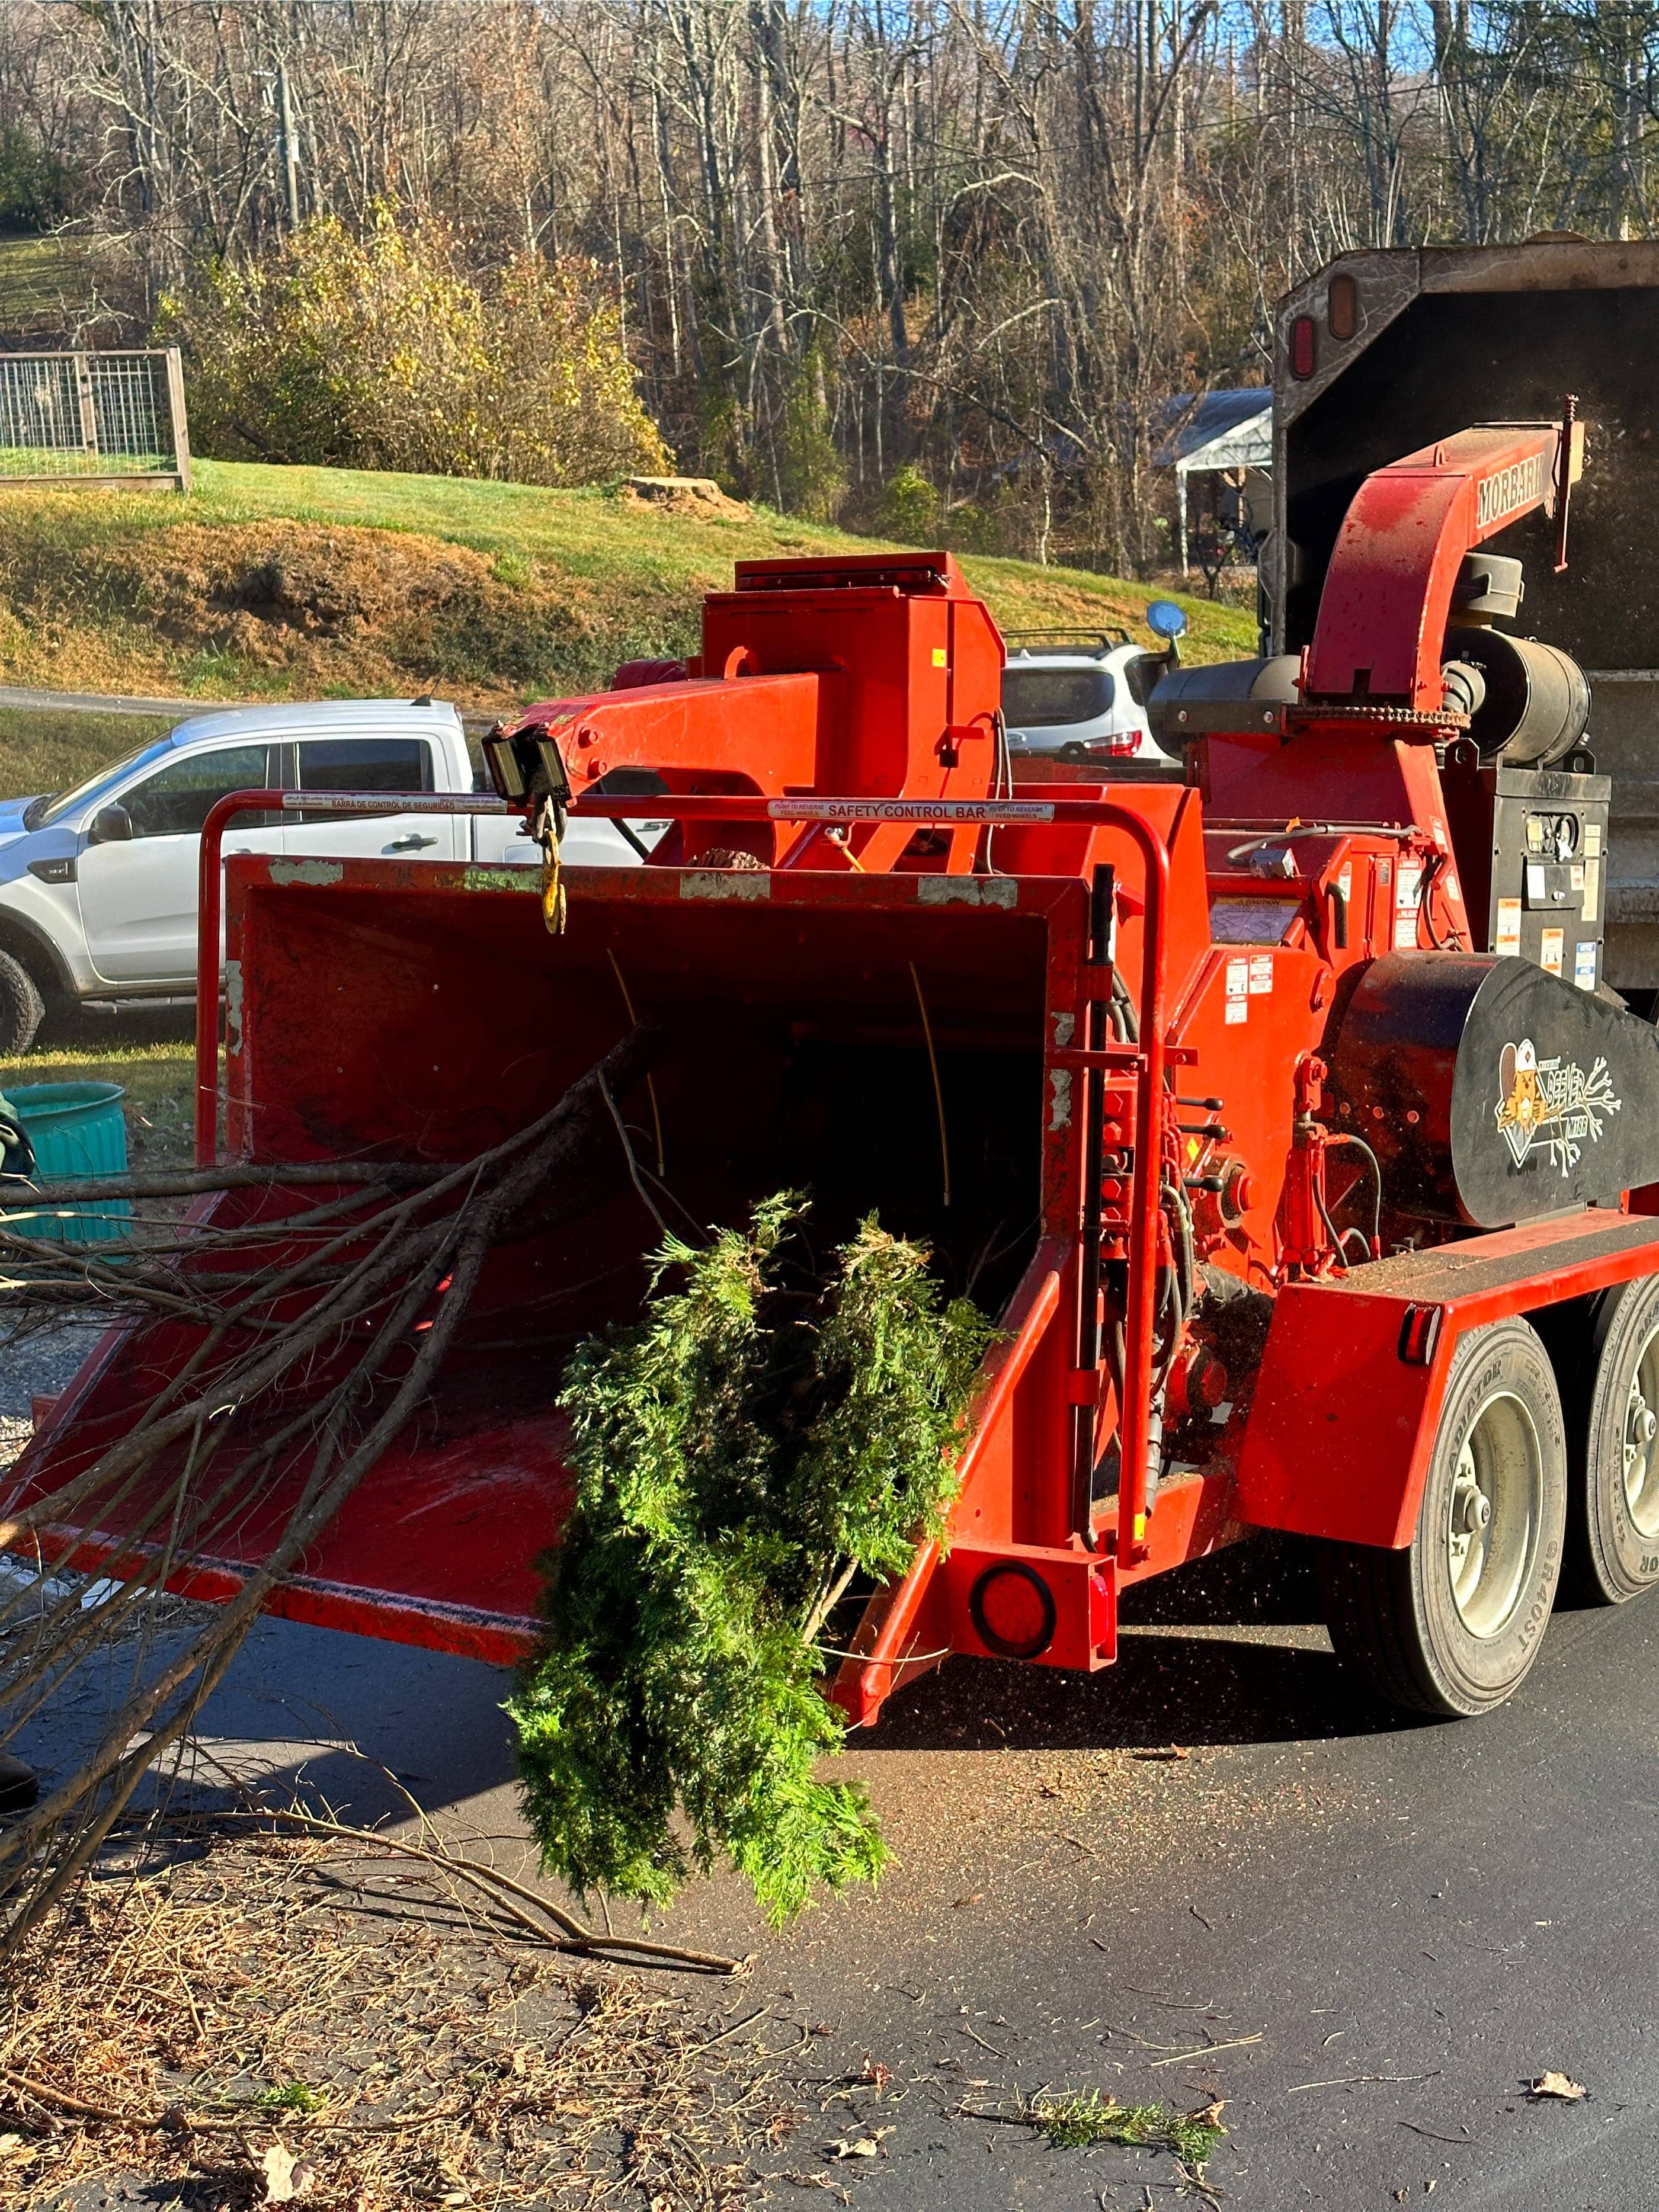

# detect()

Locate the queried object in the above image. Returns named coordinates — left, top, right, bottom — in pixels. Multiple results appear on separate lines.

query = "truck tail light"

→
left=969, top=1562, right=1057, bottom=1659
left=1328, top=272, right=1359, bottom=341
left=1290, top=314, right=1317, bottom=380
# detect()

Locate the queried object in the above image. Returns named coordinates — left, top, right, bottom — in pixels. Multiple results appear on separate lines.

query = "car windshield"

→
left=32, top=739, right=177, bottom=828
left=1002, top=666, right=1114, bottom=728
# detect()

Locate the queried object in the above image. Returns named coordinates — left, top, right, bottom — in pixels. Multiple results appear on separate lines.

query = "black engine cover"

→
left=1327, top=953, right=1659, bottom=1228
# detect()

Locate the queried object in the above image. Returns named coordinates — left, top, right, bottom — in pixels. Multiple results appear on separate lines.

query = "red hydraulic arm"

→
left=1304, top=416, right=1586, bottom=709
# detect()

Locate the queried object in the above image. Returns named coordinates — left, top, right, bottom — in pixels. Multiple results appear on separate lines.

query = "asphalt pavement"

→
left=17, top=1525, right=1652, bottom=2211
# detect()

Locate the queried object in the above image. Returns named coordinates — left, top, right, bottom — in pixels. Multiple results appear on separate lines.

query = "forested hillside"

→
left=0, top=0, right=1648, bottom=567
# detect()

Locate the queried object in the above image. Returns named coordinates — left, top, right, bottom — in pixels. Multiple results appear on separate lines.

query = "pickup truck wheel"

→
left=1319, top=1318, right=1566, bottom=1716
left=1567, top=1275, right=1659, bottom=1604
left=0, top=948, right=44, bottom=1055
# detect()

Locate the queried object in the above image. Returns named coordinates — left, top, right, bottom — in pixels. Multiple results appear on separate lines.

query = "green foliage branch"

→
left=508, top=1195, right=992, bottom=1926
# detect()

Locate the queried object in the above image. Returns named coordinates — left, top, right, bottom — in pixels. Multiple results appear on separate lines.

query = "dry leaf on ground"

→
left=261, top=2140, right=318, bottom=2202
left=1524, top=2072, right=1587, bottom=2102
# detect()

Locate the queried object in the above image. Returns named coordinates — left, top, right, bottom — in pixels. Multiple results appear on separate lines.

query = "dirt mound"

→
left=617, top=475, right=752, bottom=522
left=0, top=515, right=698, bottom=707
left=101, top=521, right=593, bottom=697
left=145, top=521, right=501, bottom=640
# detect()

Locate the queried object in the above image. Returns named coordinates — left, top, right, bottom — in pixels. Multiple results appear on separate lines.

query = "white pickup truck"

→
left=0, top=697, right=642, bottom=1052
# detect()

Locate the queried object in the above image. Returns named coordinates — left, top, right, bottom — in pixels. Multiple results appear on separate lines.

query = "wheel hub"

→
left=1623, top=1326, right=1659, bottom=1537
left=1445, top=1390, right=1542, bottom=1639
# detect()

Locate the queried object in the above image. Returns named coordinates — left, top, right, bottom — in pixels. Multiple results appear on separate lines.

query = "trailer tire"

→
left=1565, top=1274, right=1659, bottom=1604
left=0, top=948, right=44, bottom=1056
left=1319, top=1318, right=1565, bottom=1716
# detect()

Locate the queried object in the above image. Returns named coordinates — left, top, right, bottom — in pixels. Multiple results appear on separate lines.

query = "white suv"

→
left=1001, top=626, right=1181, bottom=773
left=0, top=697, right=644, bottom=1053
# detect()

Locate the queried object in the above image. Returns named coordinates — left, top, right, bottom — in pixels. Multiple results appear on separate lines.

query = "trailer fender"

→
left=1235, top=1210, right=1659, bottom=1549
left=1232, top=1281, right=1455, bottom=1549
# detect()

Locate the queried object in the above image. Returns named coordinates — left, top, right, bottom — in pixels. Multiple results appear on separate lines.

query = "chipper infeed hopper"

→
left=18, top=447, right=1659, bottom=1727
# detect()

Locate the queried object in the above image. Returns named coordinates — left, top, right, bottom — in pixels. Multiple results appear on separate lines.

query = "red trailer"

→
left=11, top=413, right=1659, bottom=1723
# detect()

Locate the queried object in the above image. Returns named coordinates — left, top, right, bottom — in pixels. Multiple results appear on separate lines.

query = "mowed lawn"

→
left=0, top=459, right=1256, bottom=743
left=0, top=460, right=1252, bottom=1094
left=1, top=1030, right=195, bottom=1171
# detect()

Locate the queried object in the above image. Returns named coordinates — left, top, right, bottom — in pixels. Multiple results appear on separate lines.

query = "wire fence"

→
left=0, top=348, right=190, bottom=491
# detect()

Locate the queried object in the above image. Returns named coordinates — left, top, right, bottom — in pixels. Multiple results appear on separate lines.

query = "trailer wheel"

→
left=0, top=948, right=44, bottom=1056
left=1319, top=1318, right=1565, bottom=1716
left=1567, top=1275, right=1659, bottom=1604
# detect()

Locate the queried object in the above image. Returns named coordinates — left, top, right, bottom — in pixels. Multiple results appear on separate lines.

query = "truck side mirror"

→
left=87, top=803, right=134, bottom=845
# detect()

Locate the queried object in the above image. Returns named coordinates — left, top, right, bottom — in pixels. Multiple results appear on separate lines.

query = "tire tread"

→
left=1319, top=1539, right=1444, bottom=1714
left=0, top=947, right=44, bottom=1057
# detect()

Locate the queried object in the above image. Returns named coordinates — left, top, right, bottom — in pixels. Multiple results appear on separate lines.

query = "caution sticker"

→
left=1225, top=997, right=1248, bottom=1024
left=1575, top=939, right=1598, bottom=991
left=1540, top=926, right=1565, bottom=976
left=1248, top=953, right=1273, bottom=994
left=1584, top=856, right=1600, bottom=924
left=1586, top=822, right=1603, bottom=857
left=1496, top=897, right=1522, bottom=955
left=1225, top=956, right=1248, bottom=998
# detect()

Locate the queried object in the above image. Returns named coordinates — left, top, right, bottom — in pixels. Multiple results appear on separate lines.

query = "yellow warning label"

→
left=931, top=647, right=947, bottom=667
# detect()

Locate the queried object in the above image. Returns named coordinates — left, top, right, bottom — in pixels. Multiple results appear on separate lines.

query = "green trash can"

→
left=2, top=1082, right=130, bottom=1243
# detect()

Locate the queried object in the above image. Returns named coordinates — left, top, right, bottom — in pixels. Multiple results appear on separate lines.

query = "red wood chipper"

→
left=14, top=412, right=1659, bottom=1723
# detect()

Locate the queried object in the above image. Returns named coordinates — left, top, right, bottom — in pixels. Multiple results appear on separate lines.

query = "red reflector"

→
left=1398, top=1304, right=1443, bottom=1365
left=1290, top=314, right=1317, bottom=380
left=969, top=1562, right=1057, bottom=1660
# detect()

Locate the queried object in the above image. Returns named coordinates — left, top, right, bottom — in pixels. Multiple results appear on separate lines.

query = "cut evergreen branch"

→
left=509, top=1194, right=991, bottom=1927
left=1022, top=2089, right=1227, bottom=2166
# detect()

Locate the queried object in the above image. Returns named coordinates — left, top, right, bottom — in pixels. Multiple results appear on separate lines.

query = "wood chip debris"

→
left=0, top=1816, right=800, bottom=2210
left=822, top=2125, right=893, bottom=2159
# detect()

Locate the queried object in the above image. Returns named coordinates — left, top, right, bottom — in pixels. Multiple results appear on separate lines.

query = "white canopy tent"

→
left=1158, top=392, right=1273, bottom=574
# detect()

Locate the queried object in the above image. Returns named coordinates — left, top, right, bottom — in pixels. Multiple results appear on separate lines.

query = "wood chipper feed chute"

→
left=9, top=850, right=1130, bottom=1675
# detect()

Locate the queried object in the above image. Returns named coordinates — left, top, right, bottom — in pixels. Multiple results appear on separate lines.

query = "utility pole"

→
left=277, top=63, right=301, bottom=230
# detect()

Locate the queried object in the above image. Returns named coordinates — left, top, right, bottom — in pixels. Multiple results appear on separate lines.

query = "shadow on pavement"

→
left=857, top=1535, right=1422, bottom=1755
left=858, top=1628, right=1414, bottom=1755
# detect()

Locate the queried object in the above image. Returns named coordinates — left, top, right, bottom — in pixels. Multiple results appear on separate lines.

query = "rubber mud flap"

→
left=1327, top=951, right=1659, bottom=1227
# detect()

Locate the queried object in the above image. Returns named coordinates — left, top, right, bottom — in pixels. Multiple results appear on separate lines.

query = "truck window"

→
left=297, top=738, right=435, bottom=794
left=1001, top=667, right=1114, bottom=727
left=34, top=739, right=174, bottom=828
left=122, top=744, right=278, bottom=839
